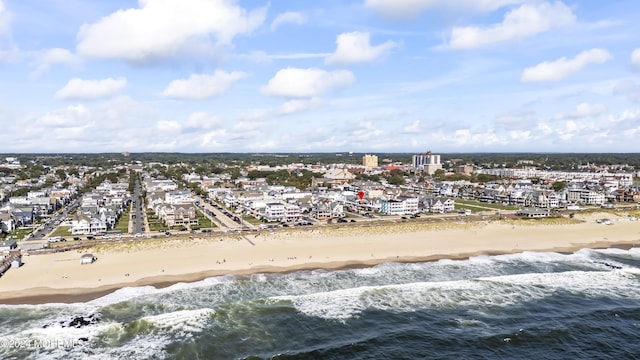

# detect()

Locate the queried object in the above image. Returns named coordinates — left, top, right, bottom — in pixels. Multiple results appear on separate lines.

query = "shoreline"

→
left=1, top=242, right=637, bottom=305
left=1, top=212, right=639, bottom=305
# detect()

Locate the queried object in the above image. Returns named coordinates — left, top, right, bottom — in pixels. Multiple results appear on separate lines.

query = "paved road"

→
left=191, top=193, right=258, bottom=231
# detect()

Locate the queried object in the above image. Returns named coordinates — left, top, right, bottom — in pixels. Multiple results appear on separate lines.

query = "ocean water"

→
left=1, top=247, right=640, bottom=359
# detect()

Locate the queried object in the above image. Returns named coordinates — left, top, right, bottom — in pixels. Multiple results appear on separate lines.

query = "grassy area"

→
left=146, top=210, right=166, bottom=231
left=455, top=204, right=489, bottom=212
left=196, top=210, right=214, bottom=228
left=241, top=214, right=262, bottom=225
left=49, top=226, right=73, bottom=237
left=114, top=207, right=130, bottom=233
left=455, top=199, right=518, bottom=211
left=2, top=228, right=33, bottom=241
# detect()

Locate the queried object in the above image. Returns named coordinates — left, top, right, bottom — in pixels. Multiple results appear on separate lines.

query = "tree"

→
left=433, top=169, right=445, bottom=180
left=55, top=169, right=67, bottom=181
left=552, top=181, right=566, bottom=192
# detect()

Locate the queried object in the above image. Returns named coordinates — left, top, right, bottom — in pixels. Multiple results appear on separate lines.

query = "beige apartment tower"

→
left=362, top=154, right=379, bottom=168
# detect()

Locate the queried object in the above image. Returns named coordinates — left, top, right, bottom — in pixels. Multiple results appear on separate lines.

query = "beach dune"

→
left=1, top=212, right=638, bottom=304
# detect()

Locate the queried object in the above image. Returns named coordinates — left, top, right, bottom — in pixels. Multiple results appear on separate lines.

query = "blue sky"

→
left=1, top=0, right=639, bottom=153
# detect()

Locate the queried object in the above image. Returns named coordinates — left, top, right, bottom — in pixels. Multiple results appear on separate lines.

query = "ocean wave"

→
left=272, top=267, right=640, bottom=320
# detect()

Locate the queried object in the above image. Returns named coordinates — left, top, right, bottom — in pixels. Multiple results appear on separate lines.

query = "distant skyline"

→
left=1, top=0, right=639, bottom=153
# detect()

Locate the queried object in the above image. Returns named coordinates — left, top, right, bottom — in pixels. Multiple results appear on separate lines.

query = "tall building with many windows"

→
left=412, top=150, right=442, bottom=175
left=362, top=154, right=378, bottom=168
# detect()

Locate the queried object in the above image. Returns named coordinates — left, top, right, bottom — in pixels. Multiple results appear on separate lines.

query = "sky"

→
left=1, top=0, right=639, bottom=154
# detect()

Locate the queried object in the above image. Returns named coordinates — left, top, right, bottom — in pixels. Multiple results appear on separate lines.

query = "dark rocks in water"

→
left=78, top=337, right=89, bottom=342
left=68, top=314, right=100, bottom=328
left=595, top=261, right=622, bottom=270
left=43, top=314, right=100, bottom=329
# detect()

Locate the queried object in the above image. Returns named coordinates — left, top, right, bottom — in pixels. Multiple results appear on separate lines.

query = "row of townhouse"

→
left=380, top=196, right=455, bottom=215
left=476, top=169, right=634, bottom=187
left=69, top=181, right=129, bottom=234
left=0, top=187, right=76, bottom=231
left=70, top=204, right=124, bottom=234
left=470, top=185, right=632, bottom=207
left=263, top=203, right=303, bottom=223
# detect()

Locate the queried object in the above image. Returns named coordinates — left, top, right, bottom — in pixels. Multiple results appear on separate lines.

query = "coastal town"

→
left=0, top=151, right=639, bottom=304
left=1, top=152, right=639, bottom=259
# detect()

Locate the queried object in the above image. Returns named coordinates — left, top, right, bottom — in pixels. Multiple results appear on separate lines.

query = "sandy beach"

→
left=1, top=211, right=639, bottom=304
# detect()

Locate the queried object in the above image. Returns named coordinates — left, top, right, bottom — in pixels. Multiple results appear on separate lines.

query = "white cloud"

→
left=0, top=0, right=14, bottom=62
left=76, top=0, right=267, bottom=62
left=494, top=111, right=537, bottom=130
left=55, top=77, right=127, bottom=100
left=553, top=103, right=607, bottom=120
left=184, top=112, right=222, bottom=131
left=236, top=50, right=330, bottom=63
left=454, top=128, right=500, bottom=146
left=364, top=0, right=523, bottom=19
left=521, top=48, right=612, bottom=83
left=607, top=109, right=640, bottom=123
left=38, top=105, right=89, bottom=128
left=30, top=48, right=82, bottom=78
left=161, top=70, right=248, bottom=100
left=270, top=11, right=306, bottom=31
left=613, top=80, right=640, bottom=103
left=278, top=98, right=324, bottom=115
left=632, top=48, right=640, bottom=69
left=0, top=0, right=11, bottom=36
left=325, top=31, right=397, bottom=66
left=156, top=120, right=182, bottom=133
left=448, top=1, right=576, bottom=49
left=402, top=119, right=422, bottom=134
left=262, top=67, right=355, bottom=98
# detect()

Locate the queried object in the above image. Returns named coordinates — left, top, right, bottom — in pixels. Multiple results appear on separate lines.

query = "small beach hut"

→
left=11, top=255, right=22, bottom=268
left=80, top=254, right=96, bottom=264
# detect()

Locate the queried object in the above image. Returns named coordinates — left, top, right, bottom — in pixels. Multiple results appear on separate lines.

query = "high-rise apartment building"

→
left=362, top=154, right=379, bottom=168
left=412, top=150, right=442, bottom=175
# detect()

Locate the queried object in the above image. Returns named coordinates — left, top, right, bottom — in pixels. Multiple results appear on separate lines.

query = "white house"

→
left=165, top=190, right=192, bottom=205
left=264, top=203, right=285, bottom=222
left=422, top=197, right=455, bottom=213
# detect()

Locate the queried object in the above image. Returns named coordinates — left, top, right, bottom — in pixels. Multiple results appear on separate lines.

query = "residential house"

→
left=0, top=212, right=15, bottom=232
left=421, top=196, right=455, bottom=213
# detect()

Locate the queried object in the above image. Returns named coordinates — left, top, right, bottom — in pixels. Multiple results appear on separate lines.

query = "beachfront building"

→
left=516, top=208, right=550, bottom=218
left=284, top=204, right=302, bottom=222
left=310, top=199, right=344, bottom=219
left=157, top=204, right=198, bottom=228
left=263, top=202, right=302, bottom=222
left=264, top=203, right=285, bottom=222
left=380, top=196, right=419, bottom=215
left=567, top=189, right=606, bottom=206
left=380, top=200, right=405, bottom=215
left=421, top=196, right=455, bottom=213
left=70, top=212, right=111, bottom=234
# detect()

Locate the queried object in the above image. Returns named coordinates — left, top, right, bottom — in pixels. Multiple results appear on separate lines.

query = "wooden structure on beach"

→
left=80, top=253, right=97, bottom=264
left=0, top=249, right=22, bottom=276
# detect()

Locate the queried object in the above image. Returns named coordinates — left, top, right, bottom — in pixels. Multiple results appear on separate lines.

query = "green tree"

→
left=55, top=169, right=67, bottom=181
left=551, top=181, right=566, bottom=192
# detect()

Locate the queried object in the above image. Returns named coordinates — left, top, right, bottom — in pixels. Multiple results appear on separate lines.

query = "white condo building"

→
left=412, top=151, right=442, bottom=175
